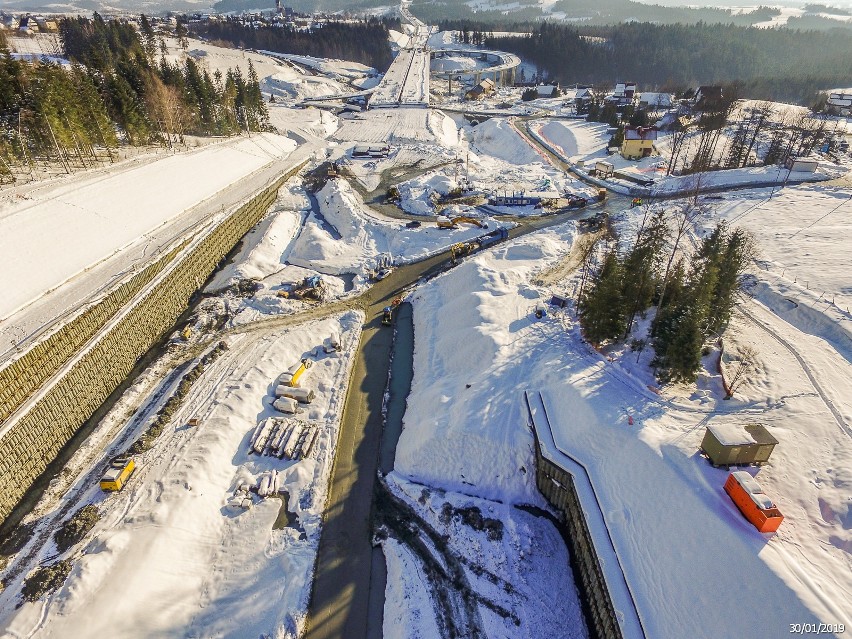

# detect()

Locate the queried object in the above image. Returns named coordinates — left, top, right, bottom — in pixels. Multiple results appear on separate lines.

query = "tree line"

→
left=0, top=14, right=269, bottom=183
left=578, top=207, right=755, bottom=383
left=193, top=18, right=397, bottom=71
left=488, top=21, right=852, bottom=105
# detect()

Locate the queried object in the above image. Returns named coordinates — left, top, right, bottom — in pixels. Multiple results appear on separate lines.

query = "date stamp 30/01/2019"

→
left=790, top=623, right=846, bottom=635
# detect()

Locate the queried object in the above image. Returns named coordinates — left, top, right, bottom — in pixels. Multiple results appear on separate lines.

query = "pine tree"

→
left=579, top=247, right=626, bottom=346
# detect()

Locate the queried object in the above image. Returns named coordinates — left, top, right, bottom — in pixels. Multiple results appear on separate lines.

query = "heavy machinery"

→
left=381, top=306, right=393, bottom=326
left=277, top=275, right=326, bottom=301
left=437, top=216, right=487, bottom=230
left=450, top=227, right=509, bottom=263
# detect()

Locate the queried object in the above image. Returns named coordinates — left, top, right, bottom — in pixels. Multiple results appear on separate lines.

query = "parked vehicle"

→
left=381, top=306, right=393, bottom=326
left=100, top=456, right=136, bottom=492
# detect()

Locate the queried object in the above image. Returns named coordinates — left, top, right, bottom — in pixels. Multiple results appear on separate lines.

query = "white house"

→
left=638, top=92, right=673, bottom=109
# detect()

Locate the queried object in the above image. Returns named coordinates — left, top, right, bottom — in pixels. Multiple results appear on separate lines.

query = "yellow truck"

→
left=100, top=456, right=136, bottom=492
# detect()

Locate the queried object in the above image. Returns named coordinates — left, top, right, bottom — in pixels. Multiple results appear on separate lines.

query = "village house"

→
left=825, top=91, right=852, bottom=116
left=638, top=92, right=673, bottom=110
left=561, top=86, right=593, bottom=113
left=621, top=126, right=658, bottom=160
left=465, top=78, right=496, bottom=101
left=535, top=83, right=560, bottom=98
left=693, top=85, right=724, bottom=110
left=606, top=82, right=636, bottom=106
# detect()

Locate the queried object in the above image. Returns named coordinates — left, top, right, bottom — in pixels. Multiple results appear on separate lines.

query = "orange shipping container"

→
left=724, top=472, right=784, bottom=533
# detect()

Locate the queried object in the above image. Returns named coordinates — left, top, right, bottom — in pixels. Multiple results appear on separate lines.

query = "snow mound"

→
left=470, top=118, right=542, bottom=165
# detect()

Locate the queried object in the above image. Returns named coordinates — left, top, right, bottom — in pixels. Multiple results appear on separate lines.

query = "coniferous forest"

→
left=0, top=14, right=270, bottom=183
left=578, top=211, right=756, bottom=384
left=488, top=22, right=852, bottom=104
left=194, top=18, right=397, bottom=71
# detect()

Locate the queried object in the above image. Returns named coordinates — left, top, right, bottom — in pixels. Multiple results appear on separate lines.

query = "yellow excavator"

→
left=437, top=216, right=487, bottom=230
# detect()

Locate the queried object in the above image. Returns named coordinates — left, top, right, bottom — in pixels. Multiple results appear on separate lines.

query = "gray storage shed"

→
left=701, top=423, right=778, bottom=467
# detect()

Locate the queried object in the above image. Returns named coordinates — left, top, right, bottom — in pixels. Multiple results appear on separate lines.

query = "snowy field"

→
left=391, top=217, right=852, bottom=637
left=0, top=133, right=296, bottom=322
left=3, top=20, right=852, bottom=639
left=532, top=115, right=847, bottom=195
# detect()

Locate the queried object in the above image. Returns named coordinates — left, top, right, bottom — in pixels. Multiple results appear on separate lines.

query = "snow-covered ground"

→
left=531, top=115, right=847, bottom=195
left=0, top=133, right=296, bottom=322
left=3, top=20, right=852, bottom=639
left=0, top=312, right=364, bottom=639
left=390, top=212, right=852, bottom=636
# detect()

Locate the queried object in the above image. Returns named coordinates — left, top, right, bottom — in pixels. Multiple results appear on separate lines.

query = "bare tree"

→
left=725, top=345, right=758, bottom=399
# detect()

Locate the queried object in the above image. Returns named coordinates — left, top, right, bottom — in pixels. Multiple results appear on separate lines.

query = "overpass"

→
left=430, top=48, right=521, bottom=87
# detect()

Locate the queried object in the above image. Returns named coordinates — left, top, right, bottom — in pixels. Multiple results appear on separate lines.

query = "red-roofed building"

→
left=621, top=126, right=658, bottom=160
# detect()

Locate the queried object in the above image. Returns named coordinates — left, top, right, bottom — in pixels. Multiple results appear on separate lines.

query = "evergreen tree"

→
left=579, top=247, right=626, bottom=346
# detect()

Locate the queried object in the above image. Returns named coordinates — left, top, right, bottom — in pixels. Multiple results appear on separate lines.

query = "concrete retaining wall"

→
left=534, top=436, right=623, bottom=639
left=0, top=162, right=305, bottom=524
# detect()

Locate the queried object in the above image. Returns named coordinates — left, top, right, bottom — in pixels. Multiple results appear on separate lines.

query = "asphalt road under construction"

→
left=304, top=195, right=629, bottom=639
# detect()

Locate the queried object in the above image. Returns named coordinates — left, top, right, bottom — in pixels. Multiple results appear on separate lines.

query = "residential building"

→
left=465, top=78, right=496, bottom=100
left=621, top=126, right=658, bottom=160
left=826, top=92, right=852, bottom=116
left=693, top=85, right=724, bottom=110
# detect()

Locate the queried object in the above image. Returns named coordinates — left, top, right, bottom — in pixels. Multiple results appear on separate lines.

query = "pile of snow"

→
left=533, top=119, right=609, bottom=161
left=470, top=118, right=542, bottom=165
left=382, top=474, right=588, bottom=639
left=287, top=179, right=500, bottom=277
left=206, top=183, right=310, bottom=291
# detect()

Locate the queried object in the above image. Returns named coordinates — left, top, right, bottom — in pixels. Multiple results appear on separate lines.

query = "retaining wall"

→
left=0, top=241, right=188, bottom=425
left=0, top=162, right=305, bottom=524
left=534, top=436, right=623, bottom=639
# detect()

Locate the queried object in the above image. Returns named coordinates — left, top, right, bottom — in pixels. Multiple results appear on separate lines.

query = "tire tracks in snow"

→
left=737, top=301, right=852, bottom=440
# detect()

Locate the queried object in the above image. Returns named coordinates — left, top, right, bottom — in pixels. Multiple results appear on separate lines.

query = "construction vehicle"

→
left=565, top=194, right=588, bottom=209
left=437, top=216, right=487, bottom=230
left=450, top=241, right=477, bottom=262
left=381, top=306, right=393, bottom=326
left=100, top=456, right=136, bottom=492
left=277, top=275, right=326, bottom=301
left=476, top=226, right=509, bottom=248
left=450, top=227, right=509, bottom=263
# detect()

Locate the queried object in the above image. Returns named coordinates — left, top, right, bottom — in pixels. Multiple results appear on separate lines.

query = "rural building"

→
left=638, top=92, right=673, bottom=109
left=826, top=92, right=852, bottom=116
left=465, top=78, right=496, bottom=100
left=18, top=15, right=39, bottom=33
left=784, top=156, right=819, bottom=173
left=620, top=126, right=658, bottom=160
left=693, top=85, right=724, bottom=110
left=536, top=83, right=560, bottom=98
left=561, top=87, right=592, bottom=113
left=606, top=82, right=636, bottom=105
left=700, top=423, right=778, bottom=467
left=34, top=16, right=58, bottom=32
